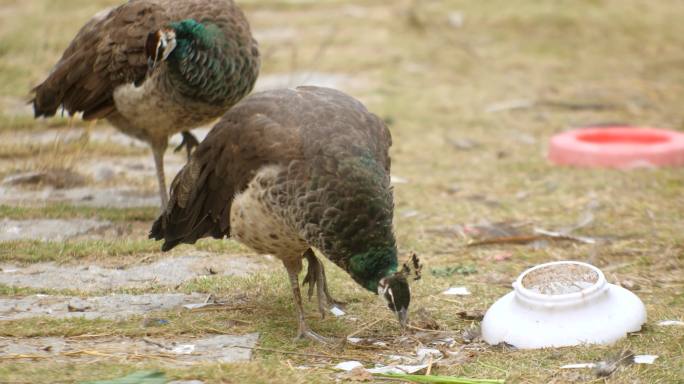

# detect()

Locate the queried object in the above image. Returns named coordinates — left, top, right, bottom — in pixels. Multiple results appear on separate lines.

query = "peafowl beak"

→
left=379, top=273, right=411, bottom=329
left=146, top=29, right=177, bottom=74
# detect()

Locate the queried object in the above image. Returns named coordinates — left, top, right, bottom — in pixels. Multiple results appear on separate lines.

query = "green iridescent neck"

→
left=169, top=19, right=218, bottom=52
left=348, top=246, right=398, bottom=292
left=164, top=19, right=256, bottom=105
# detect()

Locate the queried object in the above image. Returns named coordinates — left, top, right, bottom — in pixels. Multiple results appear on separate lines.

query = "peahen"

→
left=31, top=0, right=260, bottom=209
left=150, top=86, right=420, bottom=342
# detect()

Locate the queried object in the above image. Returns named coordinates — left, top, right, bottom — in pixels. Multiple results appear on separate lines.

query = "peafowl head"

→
left=377, top=253, right=422, bottom=328
left=146, top=28, right=177, bottom=73
left=146, top=19, right=218, bottom=73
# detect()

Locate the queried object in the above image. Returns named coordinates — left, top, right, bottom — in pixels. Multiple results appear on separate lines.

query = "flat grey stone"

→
left=0, top=218, right=111, bottom=241
left=77, top=156, right=185, bottom=183
left=0, top=254, right=264, bottom=291
left=0, top=186, right=160, bottom=208
left=0, top=293, right=207, bottom=320
left=175, top=334, right=259, bottom=363
left=0, top=334, right=258, bottom=365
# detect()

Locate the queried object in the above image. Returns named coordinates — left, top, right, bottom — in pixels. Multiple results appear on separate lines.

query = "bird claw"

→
left=174, top=131, right=200, bottom=160
left=303, top=264, right=315, bottom=301
left=302, top=251, right=344, bottom=311
left=295, top=327, right=334, bottom=344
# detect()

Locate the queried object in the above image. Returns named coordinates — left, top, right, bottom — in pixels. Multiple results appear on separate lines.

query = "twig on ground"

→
left=466, top=229, right=596, bottom=247
left=347, top=317, right=385, bottom=339
left=407, top=324, right=450, bottom=333
left=142, top=338, right=169, bottom=350
left=467, top=235, right=541, bottom=247
left=426, top=357, right=434, bottom=376
left=231, top=345, right=377, bottom=364
left=188, top=305, right=254, bottom=313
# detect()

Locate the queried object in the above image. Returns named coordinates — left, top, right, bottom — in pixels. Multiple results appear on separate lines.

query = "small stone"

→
left=67, top=303, right=88, bottom=313
left=619, top=280, right=640, bottom=291
left=442, top=286, right=471, bottom=296
left=330, top=306, right=345, bottom=317
left=172, top=344, right=196, bottom=355
left=447, top=11, right=464, bottom=28
left=457, top=310, right=485, bottom=321
left=335, top=361, right=364, bottom=371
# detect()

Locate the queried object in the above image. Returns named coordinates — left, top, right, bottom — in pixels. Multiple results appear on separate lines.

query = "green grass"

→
left=0, top=360, right=328, bottom=384
left=0, top=238, right=250, bottom=264
left=0, top=204, right=159, bottom=222
left=0, top=239, right=162, bottom=263
left=0, top=137, right=146, bottom=159
left=0, top=0, right=683, bottom=383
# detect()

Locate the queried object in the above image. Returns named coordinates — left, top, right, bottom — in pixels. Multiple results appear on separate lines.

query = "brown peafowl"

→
left=31, top=0, right=260, bottom=209
left=150, top=86, right=420, bottom=342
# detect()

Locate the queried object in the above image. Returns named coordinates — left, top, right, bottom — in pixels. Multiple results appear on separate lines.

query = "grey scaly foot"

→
left=174, top=131, right=200, bottom=160
left=285, top=259, right=333, bottom=344
left=296, top=323, right=334, bottom=344
left=151, top=141, right=169, bottom=210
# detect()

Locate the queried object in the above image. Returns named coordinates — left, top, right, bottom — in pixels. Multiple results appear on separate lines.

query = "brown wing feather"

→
left=31, top=1, right=168, bottom=119
left=150, top=86, right=392, bottom=251
left=150, top=90, right=305, bottom=250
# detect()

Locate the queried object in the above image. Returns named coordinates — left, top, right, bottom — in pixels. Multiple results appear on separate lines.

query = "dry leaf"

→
left=458, top=310, right=485, bottom=321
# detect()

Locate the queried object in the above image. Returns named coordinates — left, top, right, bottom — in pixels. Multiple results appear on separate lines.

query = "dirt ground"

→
left=0, top=0, right=683, bottom=383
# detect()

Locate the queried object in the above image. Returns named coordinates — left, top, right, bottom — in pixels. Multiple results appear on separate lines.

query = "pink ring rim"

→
left=548, top=126, right=684, bottom=168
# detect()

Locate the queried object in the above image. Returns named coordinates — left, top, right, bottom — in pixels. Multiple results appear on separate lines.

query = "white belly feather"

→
left=230, top=165, right=308, bottom=261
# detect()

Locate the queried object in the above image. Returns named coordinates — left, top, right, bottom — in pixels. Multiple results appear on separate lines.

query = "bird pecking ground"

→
left=0, top=0, right=683, bottom=383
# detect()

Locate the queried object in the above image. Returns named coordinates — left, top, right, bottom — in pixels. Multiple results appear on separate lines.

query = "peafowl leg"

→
left=283, top=259, right=331, bottom=344
left=151, top=140, right=169, bottom=210
left=303, top=249, right=344, bottom=319
left=174, top=131, right=200, bottom=161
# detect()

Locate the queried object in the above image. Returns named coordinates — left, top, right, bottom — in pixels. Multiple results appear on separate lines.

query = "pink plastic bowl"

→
left=549, top=126, right=684, bottom=168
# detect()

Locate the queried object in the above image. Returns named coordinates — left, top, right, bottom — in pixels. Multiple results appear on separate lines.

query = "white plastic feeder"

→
left=481, top=261, right=646, bottom=349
